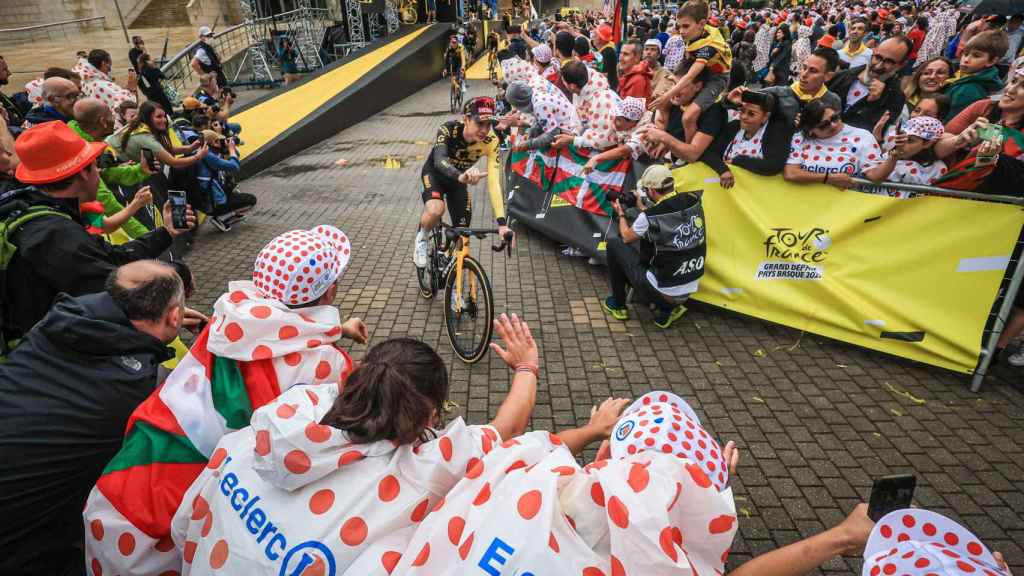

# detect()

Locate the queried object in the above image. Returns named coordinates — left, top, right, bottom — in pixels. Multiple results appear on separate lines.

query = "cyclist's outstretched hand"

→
left=490, top=313, right=538, bottom=368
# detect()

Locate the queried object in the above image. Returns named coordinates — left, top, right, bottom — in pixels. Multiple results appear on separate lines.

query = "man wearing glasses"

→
left=827, top=37, right=912, bottom=135
left=23, top=77, right=80, bottom=128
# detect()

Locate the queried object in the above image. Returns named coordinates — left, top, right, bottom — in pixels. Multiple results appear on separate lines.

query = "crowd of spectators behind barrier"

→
left=480, top=0, right=1024, bottom=365
left=0, top=3, right=1022, bottom=576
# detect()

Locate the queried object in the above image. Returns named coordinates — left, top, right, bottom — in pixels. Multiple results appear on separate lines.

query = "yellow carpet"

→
left=234, top=26, right=432, bottom=156
left=465, top=51, right=502, bottom=80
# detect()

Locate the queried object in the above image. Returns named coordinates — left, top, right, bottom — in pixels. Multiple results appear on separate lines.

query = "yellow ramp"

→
left=234, top=27, right=432, bottom=157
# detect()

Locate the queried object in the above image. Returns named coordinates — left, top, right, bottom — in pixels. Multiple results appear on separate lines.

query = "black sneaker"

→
left=210, top=215, right=232, bottom=232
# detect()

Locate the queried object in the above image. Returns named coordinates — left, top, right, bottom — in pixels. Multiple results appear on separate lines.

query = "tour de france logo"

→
left=755, top=227, right=831, bottom=281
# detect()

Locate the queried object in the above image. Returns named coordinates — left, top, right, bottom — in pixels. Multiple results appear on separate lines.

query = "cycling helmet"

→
left=463, top=97, right=496, bottom=123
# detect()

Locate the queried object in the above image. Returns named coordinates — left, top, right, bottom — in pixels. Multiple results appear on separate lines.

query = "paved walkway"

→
left=186, top=77, right=1024, bottom=574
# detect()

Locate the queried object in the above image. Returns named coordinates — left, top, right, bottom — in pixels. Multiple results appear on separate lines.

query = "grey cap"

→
left=506, top=81, right=533, bottom=112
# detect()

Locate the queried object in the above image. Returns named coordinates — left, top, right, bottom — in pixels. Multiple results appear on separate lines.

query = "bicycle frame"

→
left=441, top=233, right=474, bottom=314
left=432, top=224, right=510, bottom=313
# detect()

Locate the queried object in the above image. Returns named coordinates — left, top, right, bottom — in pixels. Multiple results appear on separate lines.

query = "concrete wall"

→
left=0, top=0, right=107, bottom=28
left=186, top=0, right=244, bottom=29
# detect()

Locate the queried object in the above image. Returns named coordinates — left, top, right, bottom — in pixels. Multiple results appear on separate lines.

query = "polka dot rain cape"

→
left=170, top=382, right=500, bottom=575
left=392, top=391, right=737, bottom=575
left=83, top=280, right=354, bottom=576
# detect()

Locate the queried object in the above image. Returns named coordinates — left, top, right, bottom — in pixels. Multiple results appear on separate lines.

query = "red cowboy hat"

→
left=14, top=121, right=106, bottom=185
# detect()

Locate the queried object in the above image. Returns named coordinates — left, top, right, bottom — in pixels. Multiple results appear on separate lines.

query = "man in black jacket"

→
left=827, top=36, right=911, bottom=135
left=0, top=260, right=184, bottom=575
left=3, top=120, right=196, bottom=347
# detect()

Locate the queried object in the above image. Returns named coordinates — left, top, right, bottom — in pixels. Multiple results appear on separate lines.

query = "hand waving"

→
left=490, top=313, right=538, bottom=368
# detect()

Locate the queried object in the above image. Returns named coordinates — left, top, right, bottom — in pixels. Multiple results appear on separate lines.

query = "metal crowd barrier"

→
left=160, top=22, right=250, bottom=97
left=851, top=177, right=1024, bottom=392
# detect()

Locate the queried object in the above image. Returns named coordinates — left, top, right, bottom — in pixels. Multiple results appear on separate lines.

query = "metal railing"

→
left=0, top=16, right=107, bottom=46
left=851, top=177, right=1024, bottom=392
left=160, top=7, right=331, bottom=96
left=160, top=22, right=250, bottom=97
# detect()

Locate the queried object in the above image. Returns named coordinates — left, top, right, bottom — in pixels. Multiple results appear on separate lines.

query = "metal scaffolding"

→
left=237, top=0, right=274, bottom=85
left=290, top=0, right=326, bottom=69
left=346, top=0, right=365, bottom=44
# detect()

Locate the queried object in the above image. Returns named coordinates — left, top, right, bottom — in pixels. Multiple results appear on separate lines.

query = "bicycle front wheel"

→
left=443, top=256, right=494, bottom=364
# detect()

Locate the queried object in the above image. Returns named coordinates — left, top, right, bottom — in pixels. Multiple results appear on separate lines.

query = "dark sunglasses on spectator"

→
left=815, top=115, right=840, bottom=130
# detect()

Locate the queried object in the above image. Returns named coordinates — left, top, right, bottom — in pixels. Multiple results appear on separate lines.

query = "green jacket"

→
left=944, top=66, right=1004, bottom=123
left=68, top=120, right=150, bottom=239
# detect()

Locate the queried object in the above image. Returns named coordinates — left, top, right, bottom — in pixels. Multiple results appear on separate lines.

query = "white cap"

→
left=198, top=25, right=213, bottom=37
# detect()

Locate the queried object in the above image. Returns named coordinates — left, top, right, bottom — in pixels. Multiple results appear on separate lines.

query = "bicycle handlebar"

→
left=443, top=225, right=514, bottom=255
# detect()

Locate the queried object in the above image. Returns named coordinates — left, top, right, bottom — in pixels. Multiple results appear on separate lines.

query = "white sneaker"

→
left=1008, top=350, right=1024, bottom=367
left=413, top=229, right=428, bottom=268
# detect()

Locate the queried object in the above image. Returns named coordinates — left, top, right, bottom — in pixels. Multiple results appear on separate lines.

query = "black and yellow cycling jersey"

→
left=444, top=44, right=467, bottom=75
left=421, top=120, right=505, bottom=224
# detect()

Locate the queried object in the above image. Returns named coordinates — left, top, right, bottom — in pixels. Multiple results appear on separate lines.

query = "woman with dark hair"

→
left=710, top=89, right=796, bottom=187
left=170, top=314, right=541, bottom=574
left=137, top=52, right=174, bottom=114
left=766, top=26, right=792, bottom=86
left=106, top=100, right=207, bottom=169
left=784, top=98, right=896, bottom=189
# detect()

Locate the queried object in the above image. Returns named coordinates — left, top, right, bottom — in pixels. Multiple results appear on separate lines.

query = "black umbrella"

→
left=959, top=0, right=1021, bottom=16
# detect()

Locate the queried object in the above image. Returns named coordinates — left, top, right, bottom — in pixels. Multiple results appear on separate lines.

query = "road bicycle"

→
left=398, top=0, right=418, bottom=24
left=487, top=48, right=498, bottom=81
left=417, top=223, right=513, bottom=363
left=449, top=70, right=465, bottom=113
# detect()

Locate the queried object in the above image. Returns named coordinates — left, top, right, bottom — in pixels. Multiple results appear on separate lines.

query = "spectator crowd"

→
left=485, top=0, right=1024, bottom=363
left=0, top=3, right=1021, bottom=576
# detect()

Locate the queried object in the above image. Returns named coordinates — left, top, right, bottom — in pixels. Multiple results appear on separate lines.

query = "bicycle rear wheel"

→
left=443, top=256, right=494, bottom=364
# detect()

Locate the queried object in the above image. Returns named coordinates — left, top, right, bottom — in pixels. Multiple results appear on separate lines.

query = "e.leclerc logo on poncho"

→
left=755, top=227, right=831, bottom=281
left=216, top=456, right=338, bottom=576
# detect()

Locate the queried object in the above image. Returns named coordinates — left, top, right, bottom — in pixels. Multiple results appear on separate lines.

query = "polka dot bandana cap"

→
left=253, top=225, right=352, bottom=306
left=863, top=509, right=1009, bottom=576
left=904, top=116, right=945, bottom=142
left=531, top=43, right=553, bottom=64
left=616, top=96, right=646, bottom=122
left=610, top=390, right=730, bottom=491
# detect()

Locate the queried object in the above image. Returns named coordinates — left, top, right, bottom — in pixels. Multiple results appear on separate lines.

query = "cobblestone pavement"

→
left=187, top=77, right=1024, bottom=574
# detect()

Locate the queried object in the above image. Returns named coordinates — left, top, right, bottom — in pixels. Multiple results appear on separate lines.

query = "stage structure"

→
left=339, top=0, right=400, bottom=55
left=235, top=0, right=330, bottom=84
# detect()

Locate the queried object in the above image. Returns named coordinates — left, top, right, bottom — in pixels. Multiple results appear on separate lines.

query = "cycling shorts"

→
left=421, top=164, right=471, bottom=227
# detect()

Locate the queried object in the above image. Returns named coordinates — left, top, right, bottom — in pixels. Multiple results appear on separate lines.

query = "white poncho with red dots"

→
left=169, top=382, right=500, bottom=575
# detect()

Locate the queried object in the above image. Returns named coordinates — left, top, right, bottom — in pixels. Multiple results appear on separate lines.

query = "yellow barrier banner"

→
left=674, top=163, right=1024, bottom=373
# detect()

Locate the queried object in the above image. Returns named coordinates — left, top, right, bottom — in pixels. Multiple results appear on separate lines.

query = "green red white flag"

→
left=83, top=282, right=353, bottom=576
left=510, top=142, right=631, bottom=216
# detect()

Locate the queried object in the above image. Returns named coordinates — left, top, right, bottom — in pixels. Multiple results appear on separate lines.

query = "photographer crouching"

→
left=601, top=165, right=707, bottom=330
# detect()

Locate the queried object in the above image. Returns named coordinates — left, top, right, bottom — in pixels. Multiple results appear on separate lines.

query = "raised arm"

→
left=487, top=314, right=539, bottom=440
left=728, top=504, right=873, bottom=576
left=484, top=133, right=506, bottom=222
left=556, top=398, right=630, bottom=455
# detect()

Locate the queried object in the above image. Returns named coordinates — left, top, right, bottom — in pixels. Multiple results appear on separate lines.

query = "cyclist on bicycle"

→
left=413, top=97, right=512, bottom=268
left=442, top=34, right=466, bottom=85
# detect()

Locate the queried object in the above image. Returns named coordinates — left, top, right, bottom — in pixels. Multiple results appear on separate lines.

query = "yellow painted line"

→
left=234, top=26, right=432, bottom=156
